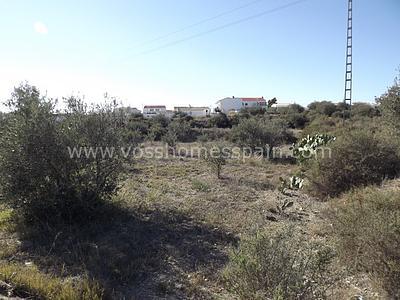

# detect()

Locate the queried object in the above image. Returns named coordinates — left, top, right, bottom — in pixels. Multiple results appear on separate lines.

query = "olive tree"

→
left=0, top=84, right=129, bottom=224
left=377, top=73, right=400, bottom=133
left=230, top=117, right=289, bottom=157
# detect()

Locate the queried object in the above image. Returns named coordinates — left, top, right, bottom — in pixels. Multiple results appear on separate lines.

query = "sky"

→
left=0, top=0, right=399, bottom=110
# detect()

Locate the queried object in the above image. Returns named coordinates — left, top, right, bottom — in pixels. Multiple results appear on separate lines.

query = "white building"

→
left=271, top=103, right=294, bottom=109
left=215, top=97, right=266, bottom=113
left=174, top=106, right=211, bottom=117
left=269, top=102, right=295, bottom=113
left=143, top=105, right=167, bottom=118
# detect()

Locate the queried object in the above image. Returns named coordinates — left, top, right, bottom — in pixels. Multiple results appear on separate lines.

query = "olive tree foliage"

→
left=377, top=73, right=400, bottom=133
left=230, top=117, right=289, bottom=157
left=307, top=101, right=338, bottom=117
left=0, top=84, right=129, bottom=224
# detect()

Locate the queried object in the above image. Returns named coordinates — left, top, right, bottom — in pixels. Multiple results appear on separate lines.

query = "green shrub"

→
left=123, top=117, right=149, bottom=143
left=196, top=128, right=229, bottom=142
left=328, top=187, right=400, bottom=298
left=151, top=114, right=170, bottom=128
left=300, top=116, right=341, bottom=137
left=238, top=107, right=266, bottom=118
left=274, top=104, right=308, bottom=129
left=147, top=123, right=167, bottom=141
left=310, top=129, right=400, bottom=197
left=167, top=119, right=196, bottom=142
left=376, top=73, right=400, bottom=133
left=285, top=112, right=308, bottom=129
left=191, top=178, right=211, bottom=192
left=223, top=225, right=334, bottom=300
left=230, top=117, right=290, bottom=157
left=209, top=113, right=231, bottom=128
left=287, top=103, right=305, bottom=113
left=351, top=102, right=379, bottom=118
left=307, top=101, right=339, bottom=118
left=0, top=84, right=128, bottom=224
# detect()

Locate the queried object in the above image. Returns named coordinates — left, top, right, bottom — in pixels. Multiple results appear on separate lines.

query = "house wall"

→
left=216, top=98, right=242, bottom=113
left=217, top=98, right=266, bottom=113
left=187, top=109, right=210, bottom=117
left=143, top=107, right=166, bottom=118
left=241, top=101, right=266, bottom=109
left=174, top=107, right=211, bottom=117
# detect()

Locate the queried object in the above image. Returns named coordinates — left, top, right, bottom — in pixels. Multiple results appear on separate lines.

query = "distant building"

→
left=143, top=105, right=167, bottom=118
left=215, top=97, right=266, bottom=113
left=174, top=106, right=211, bottom=117
left=271, top=103, right=294, bottom=109
left=269, top=102, right=295, bottom=113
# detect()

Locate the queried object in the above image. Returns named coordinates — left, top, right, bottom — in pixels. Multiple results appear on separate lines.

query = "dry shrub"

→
left=327, top=186, right=400, bottom=298
left=223, top=224, right=334, bottom=300
left=310, top=129, right=400, bottom=198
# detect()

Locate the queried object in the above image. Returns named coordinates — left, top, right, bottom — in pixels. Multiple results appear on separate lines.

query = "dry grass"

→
left=325, top=184, right=400, bottom=299
left=0, top=263, right=103, bottom=299
left=0, top=143, right=394, bottom=299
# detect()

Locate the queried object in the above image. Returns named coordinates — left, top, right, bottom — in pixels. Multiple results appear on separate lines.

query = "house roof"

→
left=144, top=105, right=166, bottom=109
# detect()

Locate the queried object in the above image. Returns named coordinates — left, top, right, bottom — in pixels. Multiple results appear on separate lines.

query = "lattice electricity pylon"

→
left=344, top=0, right=353, bottom=116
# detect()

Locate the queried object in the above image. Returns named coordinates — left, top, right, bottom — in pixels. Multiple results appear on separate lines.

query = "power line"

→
left=136, top=0, right=268, bottom=47
left=135, top=0, right=310, bottom=56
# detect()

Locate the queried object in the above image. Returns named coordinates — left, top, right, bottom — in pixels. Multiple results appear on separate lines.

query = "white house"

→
left=271, top=103, right=294, bottom=109
left=174, top=106, right=211, bottom=117
left=215, top=97, right=266, bottom=113
left=269, top=102, right=295, bottom=113
left=143, top=105, right=167, bottom=118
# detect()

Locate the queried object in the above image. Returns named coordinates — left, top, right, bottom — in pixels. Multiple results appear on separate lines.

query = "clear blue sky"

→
left=0, top=0, right=399, bottom=109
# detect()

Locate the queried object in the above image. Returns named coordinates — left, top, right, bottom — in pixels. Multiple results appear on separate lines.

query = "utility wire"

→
left=136, top=0, right=267, bottom=46
left=135, top=0, right=310, bottom=56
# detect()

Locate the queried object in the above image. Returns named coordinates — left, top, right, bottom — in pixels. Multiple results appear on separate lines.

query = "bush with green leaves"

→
left=285, top=112, right=308, bottom=129
left=230, top=117, right=290, bottom=157
left=274, top=104, right=308, bottom=129
left=208, top=112, right=231, bottom=128
left=166, top=119, right=196, bottom=143
left=376, top=73, right=400, bottom=133
left=310, top=128, right=400, bottom=197
left=122, top=117, right=149, bottom=144
left=238, top=107, right=266, bottom=118
left=161, top=119, right=197, bottom=151
left=0, top=84, right=129, bottom=224
left=147, top=122, right=167, bottom=141
left=328, top=187, right=400, bottom=298
left=300, top=116, right=341, bottom=138
left=307, top=101, right=339, bottom=119
left=146, top=114, right=170, bottom=141
left=351, top=102, right=380, bottom=118
left=223, top=225, right=334, bottom=300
